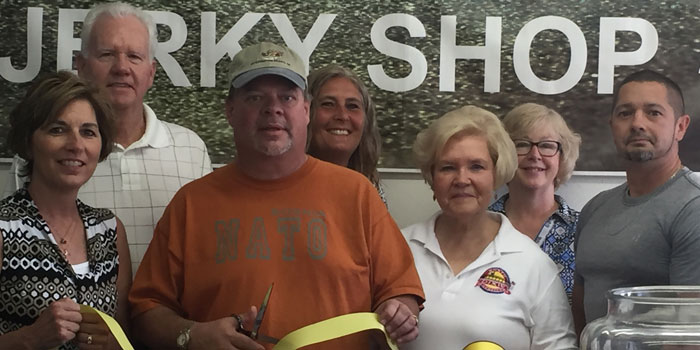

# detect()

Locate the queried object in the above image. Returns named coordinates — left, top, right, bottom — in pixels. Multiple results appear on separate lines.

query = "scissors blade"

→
left=251, top=283, right=274, bottom=339
left=256, top=333, right=280, bottom=345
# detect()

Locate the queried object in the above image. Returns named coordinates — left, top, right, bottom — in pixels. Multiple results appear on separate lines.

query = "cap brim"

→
left=232, top=67, right=306, bottom=90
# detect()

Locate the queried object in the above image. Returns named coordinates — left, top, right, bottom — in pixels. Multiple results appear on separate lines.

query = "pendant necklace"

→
left=55, top=233, right=70, bottom=259
left=53, top=220, right=77, bottom=259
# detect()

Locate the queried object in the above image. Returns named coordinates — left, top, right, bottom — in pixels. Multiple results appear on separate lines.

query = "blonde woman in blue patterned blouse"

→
left=488, top=103, right=581, bottom=303
left=0, top=71, right=131, bottom=350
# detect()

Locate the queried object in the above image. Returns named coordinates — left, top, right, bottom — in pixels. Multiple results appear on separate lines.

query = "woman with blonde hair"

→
left=488, top=103, right=582, bottom=303
left=307, top=65, right=385, bottom=202
left=402, top=105, right=576, bottom=349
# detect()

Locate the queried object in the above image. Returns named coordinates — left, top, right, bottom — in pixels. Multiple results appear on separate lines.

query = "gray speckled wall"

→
left=1, top=0, right=698, bottom=170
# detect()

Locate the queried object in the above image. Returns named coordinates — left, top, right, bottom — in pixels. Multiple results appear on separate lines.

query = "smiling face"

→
left=432, top=134, right=495, bottom=219
left=76, top=14, right=155, bottom=112
left=309, top=77, right=365, bottom=166
left=29, top=99, right=102, bottom=192
left=611, top=81, right=688, bottom=164
left=226, top=75, right=310, bottom=158
left=511, top=123, right=561, bottom=191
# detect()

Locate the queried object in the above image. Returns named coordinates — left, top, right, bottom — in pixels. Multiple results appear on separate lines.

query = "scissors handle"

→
left=234, top=314, right=279, bottom=344
left=234, top=314, right=249, bottom=334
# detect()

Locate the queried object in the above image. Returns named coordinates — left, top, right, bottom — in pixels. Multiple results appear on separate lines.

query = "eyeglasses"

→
left=513, top=139, right=561, bottom=157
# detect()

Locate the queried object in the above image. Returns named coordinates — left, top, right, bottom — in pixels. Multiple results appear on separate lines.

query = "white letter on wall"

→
left=440, top=16, right=502, bottom=92
left=513, top=16, right=587, bottom=95
left=200, top=12, right=264, bottom=87
left=57, top=8, right=88, bottom=72
left=598, top=17, right=658, bottom=93
left=148, top=11, right=190, bottom=87
left=368, top=14, right=427, bottom=92
left=1, top=7, right=43, bottom=82
left=269, top=13, right=336, bottom=75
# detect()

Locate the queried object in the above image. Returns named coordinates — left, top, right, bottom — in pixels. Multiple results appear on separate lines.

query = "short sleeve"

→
left=668, top=196, right=700, bottom=284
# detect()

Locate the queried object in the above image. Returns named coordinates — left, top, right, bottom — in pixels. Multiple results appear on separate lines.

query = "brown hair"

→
left=7, top=70, right=115, bottom=177
left=307, top=65, right=381, bottom=184
left=612, top=69, right=685, bottom=118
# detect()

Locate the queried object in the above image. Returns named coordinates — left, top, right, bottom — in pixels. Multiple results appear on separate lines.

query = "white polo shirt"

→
left=401, top=212, right=576, bottom=350
left=3, top=104, right=212, bottom=273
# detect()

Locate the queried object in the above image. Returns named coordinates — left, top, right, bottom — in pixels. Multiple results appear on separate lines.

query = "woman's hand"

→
left=75, top=311, right=118, bottom=350
left=27, top=298, right=82, bottom=349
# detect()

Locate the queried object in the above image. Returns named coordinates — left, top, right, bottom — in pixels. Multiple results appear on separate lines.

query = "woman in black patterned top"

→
left=0, top=71, right=131, bottom=350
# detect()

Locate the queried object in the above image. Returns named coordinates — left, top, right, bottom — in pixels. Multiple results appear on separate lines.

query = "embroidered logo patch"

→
left=475, top=267, right=515, bottom=294
left=261, top=49, right=283, bottom=60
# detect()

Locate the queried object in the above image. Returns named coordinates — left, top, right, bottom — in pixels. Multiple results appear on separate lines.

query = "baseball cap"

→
left=228, top=42, right=307, bottom=90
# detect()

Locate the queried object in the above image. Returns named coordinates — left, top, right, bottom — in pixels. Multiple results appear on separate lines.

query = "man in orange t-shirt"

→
left=129, top=42, right=425, bottom=350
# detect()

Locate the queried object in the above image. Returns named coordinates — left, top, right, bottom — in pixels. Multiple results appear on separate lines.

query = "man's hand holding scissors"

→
left=188, top=283, right=277, bottom=350
left=187, top=305, right=264, bottom=350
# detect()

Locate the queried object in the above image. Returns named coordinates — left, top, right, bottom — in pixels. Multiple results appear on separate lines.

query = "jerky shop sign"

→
left=1, top=8, right=663, bottom=94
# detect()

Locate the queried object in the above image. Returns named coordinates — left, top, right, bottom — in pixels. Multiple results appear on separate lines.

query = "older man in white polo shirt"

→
left=3, top=2, right=212, bottom=273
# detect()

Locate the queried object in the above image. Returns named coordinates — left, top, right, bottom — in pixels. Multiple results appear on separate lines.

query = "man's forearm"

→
left=132, top=306, right=192, bottom=350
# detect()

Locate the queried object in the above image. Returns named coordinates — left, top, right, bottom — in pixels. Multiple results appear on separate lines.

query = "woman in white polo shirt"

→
left=401, top=105, right=576, bottom=350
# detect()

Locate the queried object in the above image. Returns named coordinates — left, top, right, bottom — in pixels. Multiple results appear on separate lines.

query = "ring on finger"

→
left=87, top=334, right=93, bottom=345
left=411, top=314, right=419, bottom=326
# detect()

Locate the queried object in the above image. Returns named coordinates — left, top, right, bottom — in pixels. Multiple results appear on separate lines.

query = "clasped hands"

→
left=28, top=298, right=117, bottom=350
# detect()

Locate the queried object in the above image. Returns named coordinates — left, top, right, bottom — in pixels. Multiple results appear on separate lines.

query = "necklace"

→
left=670, top=164, right=683, bottom=181
left=54, top=232, right=70, bottom=259
left=51, top=219, right=80, bottom=259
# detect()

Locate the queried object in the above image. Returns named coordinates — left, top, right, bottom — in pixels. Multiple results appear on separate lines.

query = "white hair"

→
left=80, top=2, right=157, bottom=60
left=413, top=105, right=517, bottom=189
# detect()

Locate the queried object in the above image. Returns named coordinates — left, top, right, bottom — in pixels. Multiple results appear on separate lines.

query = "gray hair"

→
left=80, top=2, right=157, bottom=60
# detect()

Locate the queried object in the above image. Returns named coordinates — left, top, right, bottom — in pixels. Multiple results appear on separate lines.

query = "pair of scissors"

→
left=237, top=283, right=280, bottom=345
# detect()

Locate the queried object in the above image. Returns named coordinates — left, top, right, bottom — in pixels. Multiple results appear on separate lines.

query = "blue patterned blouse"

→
left=489, top=194, right=578, bottom=303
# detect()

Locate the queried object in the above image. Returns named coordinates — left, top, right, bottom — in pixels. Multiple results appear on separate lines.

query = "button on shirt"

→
left=401, top=212, right=576, bottom=350
left=489, top=194, right=578, bottom=302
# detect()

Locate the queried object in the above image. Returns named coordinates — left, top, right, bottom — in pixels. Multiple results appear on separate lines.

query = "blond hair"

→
left=503, top=103, right=581, bottom=187
left=413, top=105, right=517, bottom=189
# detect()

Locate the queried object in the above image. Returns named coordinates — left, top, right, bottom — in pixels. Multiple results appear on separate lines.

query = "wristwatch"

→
left=176, top=323, right=193, bottom=349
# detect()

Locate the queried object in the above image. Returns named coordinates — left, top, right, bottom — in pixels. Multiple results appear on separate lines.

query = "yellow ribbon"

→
left=79, top=304, right=133, bottom=350
left=273, top=312, right=397, bottom=350
left=76, top=307, right=395, bottom=350
left=463, top=341, right=505, bottom=350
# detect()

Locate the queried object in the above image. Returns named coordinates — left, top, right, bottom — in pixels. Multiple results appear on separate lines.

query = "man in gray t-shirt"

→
left=572, top=70, right=700, bottom=335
